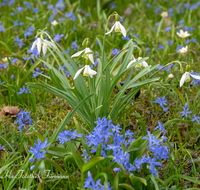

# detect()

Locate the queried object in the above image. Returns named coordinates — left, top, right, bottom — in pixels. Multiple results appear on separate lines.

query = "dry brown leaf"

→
left=0, top=106, right=20, bottom=118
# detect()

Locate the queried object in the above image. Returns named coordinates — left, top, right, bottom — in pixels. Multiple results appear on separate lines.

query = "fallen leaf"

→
left=0, top=106, right=20, bottom=118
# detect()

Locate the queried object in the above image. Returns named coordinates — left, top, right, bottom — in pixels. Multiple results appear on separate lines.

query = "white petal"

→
left=71, top=50, right=85, bottom=58
left=86, top=65, right=97, bottom=78
left=88, top=54, right=94, bottom=64
left=176, top=32, right=180, bottom=37
left=190, top=73, right=200, bottom=80
left=37, top=38, right=42, bottom=54
left=74, top=66, right=85, bottom=80
left=85, top=47, right=93, bottom=54
left=42, top=44, right=47, bottom=55
left=105, top=22, right=116, bottom=35
left=180, top=72, right=187, bottom=87
left=127, top=59, right=136, bottom=68
left=142, top=61, right=148, bottom=67
left=31, top=39, right=38, bottom=51
left=118, top=22, right=126, bottom=37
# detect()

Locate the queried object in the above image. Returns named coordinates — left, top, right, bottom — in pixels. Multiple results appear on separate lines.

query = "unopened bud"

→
left=168, top=74, right=174, bottom=79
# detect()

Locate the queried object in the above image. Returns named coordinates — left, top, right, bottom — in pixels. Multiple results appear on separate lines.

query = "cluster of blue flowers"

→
left=17, top=86, right=31, bottom=95
left=180, top=103, right=200, bottom=123
left=14, top=36, right=24, bottom=49
left=58, top=117, right=169, bottom=179
left=14, top=110, right=34, bottom=131
left=57, top=129, right=83, bottom=144
left=153, top=96, right=170, bottom=112
left=84, top=171, right=113, bottom=190
left=24, top=26, right=35, bottom=38
left=28, top=138, right=50, bottom=170
left=53, top=33, right=64, bottom=43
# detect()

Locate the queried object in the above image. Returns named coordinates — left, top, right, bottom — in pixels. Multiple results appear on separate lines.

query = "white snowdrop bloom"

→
left=74, top=65, right=97, bottom=80
left=31, top=36, right=55, bottom=55
left=180, top=72, right=200, bottom=87
left=105, top=21, right=126, bottom=37
left=71, top=47, right=94, bottom=64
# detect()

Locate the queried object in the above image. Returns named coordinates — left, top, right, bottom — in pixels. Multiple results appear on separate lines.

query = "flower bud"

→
left=168, top=74, right=174, bottom=79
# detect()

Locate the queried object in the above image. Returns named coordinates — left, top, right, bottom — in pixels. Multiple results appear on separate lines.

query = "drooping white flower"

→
left=74, top=65, right=97, bottom=80
left=127, top=55, right=137, bottom=68
left=31, top=37, right=55, bottom=55
left=161, top=11, right=168, bottom=18
left=105, top=21, right=126, bottom=37
left=177, top=29, right=190, bottom=38
left=51, top=20, right=58, bottom=26
left=180, top=72, right=200, bottom=87
left=177, top=46, right=188, bottom=54
left=127, top=56, right=148, bottom=68
left=71, top=47, right=94, bottom=64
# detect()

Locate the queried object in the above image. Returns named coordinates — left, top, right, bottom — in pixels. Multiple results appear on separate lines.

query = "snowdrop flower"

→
left=180, top=72, right=200, bottom=87
left=51, top=20, right=58, bottom=26
left=106, top=21, right=126, bottom=37
left=177, top=29, right=190, bottom=38
left=127, top=55, right=137, bottom=68
left=71, top=47, right=94, bottom=64
left=127, top=56, right=149, bottom=69
left=177, top=46, right=188, bottom=54
left=31, top=36, right=55, bottom=55
left=161, top=11, right=168, bottom=18
left=74, top=65, right=97, bottom=79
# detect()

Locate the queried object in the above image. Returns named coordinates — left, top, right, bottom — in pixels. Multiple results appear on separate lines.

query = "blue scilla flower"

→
left=14, top=110, right=34, bottom=131
left=71, top=40, right=78, bottom=51
left=110, top=2, right=116, bottom=9
left=16, top=7, right=24, bottom=12
left=11, top=75, right=15, bottom=80
left=56, top=0, right=65, bottom=11
left=58, top=129, right=83, bottom=144
left=32, top=68, right=43, bottom=78
left=192, top=114, right=200, bottom=123
left=29, top=138, right=49, bottom=167
left=180, top=103, right=192, bottom=118
left=23, top=1, right=31, bottom=10
left=158, top=45, right=165, bottom=50
left=14, top=36, right=24, bottom=49
left=17, top=86, right=31, bottom=95
left=32, top=8, right=38, bottom=14
left=0, top=145, right=5, bottom=150
left=153, top=96, right=168, bottom=108
left=27, top=46, right=40, bottom=59
left=53, top=33, right=64, bottom=42
left=142, top=131, right=160, bottom=148
left=58, top=64, right=71, bottom=78
left=0, top=25, right=6, bottom=32
left=0, top=63, right=8, bottom=69
left=83, top=171, right=107, bottom=190
left=155, top=121, right=165, bottom=135
left=165, top=26, right=172, bottom=32
left=65, top=12, right=76, bottom=21
left=24, top=26, right=35, bottom=38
